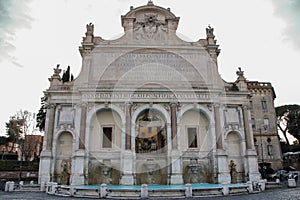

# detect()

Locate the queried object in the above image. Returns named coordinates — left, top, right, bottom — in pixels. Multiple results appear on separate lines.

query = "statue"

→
left=60, top=161, right=71, bottom=185
left=206, top=24, right=215, bottom=38
left=236, top=67, right=244, bottom=78
left=53, top=64, right=62, bottom=76
left=86, top=22, right=94, bottom=36
left=229, top=160, right=237, bottom=183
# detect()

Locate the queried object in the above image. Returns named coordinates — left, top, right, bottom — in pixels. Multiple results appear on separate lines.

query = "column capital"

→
left=242, top=104, right=250, bottom=110
left=49, top=103, right=56, bottom=109
left=170, top=102, right=178, bottom=107
left=81, top=102, right=88, bottom=107
left=213, top=103, right=220, bottom=108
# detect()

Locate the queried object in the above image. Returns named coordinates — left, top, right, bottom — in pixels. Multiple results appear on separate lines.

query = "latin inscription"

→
left=82, top=92, right=210, bottom=100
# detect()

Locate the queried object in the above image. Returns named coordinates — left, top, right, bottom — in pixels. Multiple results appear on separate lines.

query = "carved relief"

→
left=134, top=14, right=167, bottom=40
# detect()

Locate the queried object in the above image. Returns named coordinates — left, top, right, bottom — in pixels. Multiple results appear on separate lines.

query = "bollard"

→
left=222, top=184, right=229, bottom=196
left=185, top=184, right=192, bottom=197
left=141, top=184, right=148, bottom=199
left=69, top=185, right=75, bottom=196
left=50, top=182, right=58, bottom=194
left=5, top=181, right=10, bottom=192
left=258, top=180, right=266, bottom=191
left=100, top=183, right=108, bottom=198
left=246, top=181, right=253, bottom=193
left=288, top=179, right=296, bottom=188
left=6, top=181, right=15, bottom=192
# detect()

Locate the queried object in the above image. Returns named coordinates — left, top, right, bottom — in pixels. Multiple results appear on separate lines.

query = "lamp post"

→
left=18, top=139, right=24, bottom=187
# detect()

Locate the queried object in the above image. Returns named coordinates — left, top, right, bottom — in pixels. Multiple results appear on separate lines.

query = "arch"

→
left=225, top=131, right=245, bottom=183
left=54, top=129, right=76, bottom=143
left=178, top=105, right=212, bottom=151
left=54, top=131, right=74, bottom=185
left=86, top=104, right=126, bottom=126
left=177, top=104, right=212, bottom=124
left=88, top=106, right=124, bottom=151
left=224, top=130, right=244, bottom=141
left=131, top=104, right=170, bottom=125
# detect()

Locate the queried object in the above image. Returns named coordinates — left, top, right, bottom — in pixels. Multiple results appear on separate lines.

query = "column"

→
left=46, top=104, right=56, bottom=150
left=125, top=103, right=132, bottom=150
left=79, top=104, right=87, bottom=149
left=170, top=103, right=177, bottom=149
left=214, top=104, right=223, bottom=149
left=242, top=105, right=254, bottom=149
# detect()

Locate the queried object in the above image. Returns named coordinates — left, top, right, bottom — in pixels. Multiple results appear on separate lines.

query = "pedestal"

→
left=246, top=150, right=261, bottom=182
left=216, top=151, right=230, bottom=184
left=39, top=150, right=52, bottom=191
left=120, top=175, right=135, bottom=185
left=70, top=150, right=85, bottom=185
left=120, top=151, right=134, bottom=185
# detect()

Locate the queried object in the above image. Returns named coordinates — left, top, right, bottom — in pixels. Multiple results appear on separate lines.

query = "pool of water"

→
left=74, top=183, right=246, bottom=191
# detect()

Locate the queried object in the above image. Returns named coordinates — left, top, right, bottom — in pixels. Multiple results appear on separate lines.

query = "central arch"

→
left=132, top=105, right=170, bottom=185
left=135, top=108, right=167, bottom=153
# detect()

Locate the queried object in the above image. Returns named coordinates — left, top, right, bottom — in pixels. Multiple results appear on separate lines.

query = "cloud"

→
left=271, top=0, right=300, bottom=50
left=0, top=0, right=33, bottom=67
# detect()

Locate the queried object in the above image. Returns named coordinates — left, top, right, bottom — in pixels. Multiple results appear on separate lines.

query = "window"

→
left=148, top=127, right=152, bottom=133
left=188, top=127, right=198, bottom=148
left=251, top=118, right=256, bottom=130
left=263, top=118, right=269, bottom=131
left=261, top=100, right=267, bottom=112
left=249, top=101, right=253, bottom=110
left=267, top=145, right=274, bottom=160
left=102, top=127, right=112, bottom=148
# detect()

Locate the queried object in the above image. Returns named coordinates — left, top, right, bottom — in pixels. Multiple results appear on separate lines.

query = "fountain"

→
left=184, top=159, right=209, bottom=183
left=145, top=162, right=157, bottom=184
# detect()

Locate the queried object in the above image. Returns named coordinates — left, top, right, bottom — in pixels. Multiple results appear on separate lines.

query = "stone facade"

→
left=39, top=1, right=281, bottom=188
left=248, top=82, right=282, bottom=171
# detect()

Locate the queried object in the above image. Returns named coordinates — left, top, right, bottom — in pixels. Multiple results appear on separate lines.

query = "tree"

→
left=5, top=110, right=39, bottom=160
left=275, top=104, right=300, bottom=146
left=36, top=95, right=48, bottom=132
left=287, top=109, right=300, bottom=141
left=5, top=114, right=24, bottom=153
left=62, top=65, right=74, bottom=83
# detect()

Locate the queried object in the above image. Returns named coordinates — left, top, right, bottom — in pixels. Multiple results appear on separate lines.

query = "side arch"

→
left=225, top=131, right=246, bottom=183
left=177, top=104, right=213, bottom=124
left=53, top=131, right=74, bottom=184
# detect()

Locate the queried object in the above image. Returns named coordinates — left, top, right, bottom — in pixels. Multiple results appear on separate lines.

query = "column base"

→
left=170, top=174, right=184, bottom=185
left=249, top=172, right=261, bottom=182
left=218, top=173, right=231, bottom=184
left=120, top=175, right=135, bottom=185
left=71, top=174, right=85, bottom=185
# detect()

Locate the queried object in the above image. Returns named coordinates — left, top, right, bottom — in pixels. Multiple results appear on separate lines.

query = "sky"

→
left=0, top=0, right=299, bottom=141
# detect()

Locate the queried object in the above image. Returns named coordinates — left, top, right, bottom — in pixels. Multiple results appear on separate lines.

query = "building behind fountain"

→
left=39, top=1, right=282, bottom=188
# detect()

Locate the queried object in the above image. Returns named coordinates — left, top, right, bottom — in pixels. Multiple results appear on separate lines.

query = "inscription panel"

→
left=82, top=92, right=211, bottom=102
left=92, top=52, right=205, bottom=83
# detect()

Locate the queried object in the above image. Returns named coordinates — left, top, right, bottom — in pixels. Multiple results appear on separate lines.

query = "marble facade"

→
left=39, top=1, right=280, bottom=189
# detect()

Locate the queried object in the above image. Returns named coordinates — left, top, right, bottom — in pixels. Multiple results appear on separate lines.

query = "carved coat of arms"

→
left=134, top=14, right=167, bottom=40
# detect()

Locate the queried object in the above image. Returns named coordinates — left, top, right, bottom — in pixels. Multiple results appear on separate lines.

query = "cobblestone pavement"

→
left=0, top=187, right=300, bottom=200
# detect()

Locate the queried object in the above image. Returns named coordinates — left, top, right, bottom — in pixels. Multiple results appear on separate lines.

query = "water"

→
left=74, top=183, right=246, bottom=191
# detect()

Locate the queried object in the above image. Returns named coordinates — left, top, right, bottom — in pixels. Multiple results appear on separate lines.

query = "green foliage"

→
left=275, top=104, right=300, bottom=145
left=287, top=110, right=300, bottom=141
left=62, top=65, right=74, bottom=83
left=36, top=95, right=47, bottom=132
